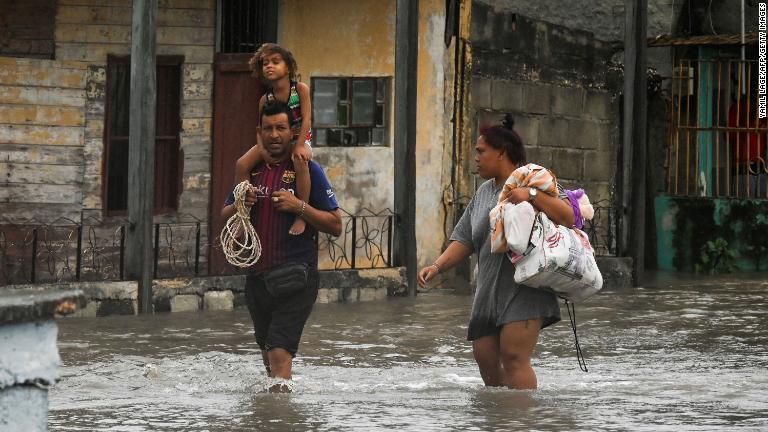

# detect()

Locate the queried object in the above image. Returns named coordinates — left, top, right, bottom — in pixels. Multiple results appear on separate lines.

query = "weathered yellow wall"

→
left=0, top=57, right=87, bottom=222
left=415, top=0, right=449, bottom=269
left=279, top=0, right=450, bottom=269
left=52, top=0, right=216, bottom=221
left=279, top=0, right=395, bottom=216
left=2, top=0, right=453, bottom=274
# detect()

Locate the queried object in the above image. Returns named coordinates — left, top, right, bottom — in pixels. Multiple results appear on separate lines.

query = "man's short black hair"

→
left=261, top=100, right=294, bottom=125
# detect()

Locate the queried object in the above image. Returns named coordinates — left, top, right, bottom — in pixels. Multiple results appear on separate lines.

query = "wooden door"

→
left=209, top=53, right=264, bottom=274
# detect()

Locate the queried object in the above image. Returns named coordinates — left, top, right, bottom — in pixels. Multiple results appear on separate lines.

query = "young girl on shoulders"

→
left=236, top=43, right=313, bottom=235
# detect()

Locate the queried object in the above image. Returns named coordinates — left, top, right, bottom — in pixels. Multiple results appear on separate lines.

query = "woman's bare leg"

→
left=472, top=335, right=505, bottom=387
left=498, top=319, right=542, bottom=390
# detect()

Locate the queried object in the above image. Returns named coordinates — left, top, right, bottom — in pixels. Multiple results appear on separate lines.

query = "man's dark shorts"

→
left=244, top=266, right=319, bottom=357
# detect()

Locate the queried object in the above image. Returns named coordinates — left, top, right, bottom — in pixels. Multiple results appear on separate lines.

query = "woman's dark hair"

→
left=249, top=43, right=299, bottom=83
left=479, top=114, right=526, bottom=165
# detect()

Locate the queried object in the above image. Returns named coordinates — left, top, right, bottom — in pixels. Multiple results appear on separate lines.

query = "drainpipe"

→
left=742, top=0, right=746, bottom=94
left=622, top=0, right=648, bottom=285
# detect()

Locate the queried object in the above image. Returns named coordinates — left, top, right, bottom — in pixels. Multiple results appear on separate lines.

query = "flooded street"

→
left=50, top=284, right=768, bottom=431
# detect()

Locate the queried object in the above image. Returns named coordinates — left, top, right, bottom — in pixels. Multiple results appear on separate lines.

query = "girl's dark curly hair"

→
left=249, top=43, right=298, bottom=83
left=478, top=114, right=526, bottom=166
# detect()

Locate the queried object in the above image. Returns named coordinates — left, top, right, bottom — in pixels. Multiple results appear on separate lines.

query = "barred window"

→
left=217, top=0, right=277, bottom=53
left=311, top=77, right=390, bottom=147
left=104, top=55, right=183, bottom=214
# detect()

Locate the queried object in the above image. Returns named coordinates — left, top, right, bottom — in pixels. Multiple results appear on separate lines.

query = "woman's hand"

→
left=418, top=265, right=440, bottom=288
left=502, top=187, right=530, bottom=204
left=416, top=242, right=473, bottom=289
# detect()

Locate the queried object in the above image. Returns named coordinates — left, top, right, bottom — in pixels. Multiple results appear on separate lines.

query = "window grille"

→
left=667, top=58, right=767, bottom=199
left=104, top=55, right=183, bottom=214
left=312, top=77, right=390, bottom=147
left=218, top=0, right=277, bottom=53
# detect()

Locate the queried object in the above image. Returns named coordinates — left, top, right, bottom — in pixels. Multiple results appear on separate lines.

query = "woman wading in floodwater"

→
left=418, top=115, right=575, bottom=389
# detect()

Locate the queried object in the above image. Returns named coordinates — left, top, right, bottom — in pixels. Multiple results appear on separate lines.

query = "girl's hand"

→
left=417, top=265, right=440, bottom=288
left=293, top=141, right=313, bottom=161
left=291, top=153, right=309, bottom=171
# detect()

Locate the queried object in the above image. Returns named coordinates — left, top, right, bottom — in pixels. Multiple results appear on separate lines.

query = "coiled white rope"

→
left=220, top=181, right=261, bottom=267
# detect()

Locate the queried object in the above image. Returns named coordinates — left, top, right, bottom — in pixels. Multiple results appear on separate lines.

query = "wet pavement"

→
left=50, top=283, right=768, bottom=431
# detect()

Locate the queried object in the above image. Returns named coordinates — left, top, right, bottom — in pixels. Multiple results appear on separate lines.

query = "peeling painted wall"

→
left=279, top=0, right=452, bottom=267
left=415, top=0, right=450, bottom=268
left=279, top=0, right=396, bottom=215
left=55, top=0, right=216, bottom=223
left=0, top=0, right=216, bottom=224
left=2, top=0, right=454, bottom=270
left=0, top=57, right=87, bottom=223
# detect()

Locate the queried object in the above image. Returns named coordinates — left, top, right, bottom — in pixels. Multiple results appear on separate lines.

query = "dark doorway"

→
left=209, top=0, right=277, bottom=273
left=209, top=56, right=263, bottom=274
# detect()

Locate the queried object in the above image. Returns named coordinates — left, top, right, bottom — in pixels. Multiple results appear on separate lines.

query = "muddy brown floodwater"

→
left=50, top=284, right=768, bottom=431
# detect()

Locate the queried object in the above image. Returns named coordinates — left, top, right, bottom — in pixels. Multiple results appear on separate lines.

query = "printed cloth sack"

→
left=491, top=163, right=559, bottom=253
left=263, top=262, right=309, bottom=297
left=512, top=212, right=603, bottom=303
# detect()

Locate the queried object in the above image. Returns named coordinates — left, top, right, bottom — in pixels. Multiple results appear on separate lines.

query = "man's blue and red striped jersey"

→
left=224, top=160, right=339, bottom=275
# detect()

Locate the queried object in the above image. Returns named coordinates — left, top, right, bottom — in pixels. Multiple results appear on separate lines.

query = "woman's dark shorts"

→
left=244, top=266, right=319, bottom=357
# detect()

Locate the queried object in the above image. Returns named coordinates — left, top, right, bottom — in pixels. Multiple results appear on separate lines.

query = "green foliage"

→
left=744, top=213, right=768, bottom=270
left=719, top=200, right=768, bottom=271
left=669, top=198, right=768, bottom=272
left=695, top=238, right=739, bottom=274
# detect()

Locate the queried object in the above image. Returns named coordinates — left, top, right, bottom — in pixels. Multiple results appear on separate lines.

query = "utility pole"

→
left=126, top=0, right=157, bottom=313
left=394, top=0, right=419, bottom=296
left=622, top=0, right=648, bottom=285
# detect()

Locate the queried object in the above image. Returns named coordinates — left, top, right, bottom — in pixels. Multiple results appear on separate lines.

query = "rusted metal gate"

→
left=667, top=57, right=767, bottom=199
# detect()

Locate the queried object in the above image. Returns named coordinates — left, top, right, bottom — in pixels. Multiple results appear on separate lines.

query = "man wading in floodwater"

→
left=221, top=100, right=341, bottom=392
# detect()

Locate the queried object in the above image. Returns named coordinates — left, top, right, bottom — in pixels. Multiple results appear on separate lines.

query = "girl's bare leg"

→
left=289, top=155, right=310, bottom=235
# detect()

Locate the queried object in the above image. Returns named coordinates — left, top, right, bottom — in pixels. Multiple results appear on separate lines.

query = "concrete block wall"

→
left=473, top=79, right=617, bottom=205
left=469, top=7, right=621, bottom=255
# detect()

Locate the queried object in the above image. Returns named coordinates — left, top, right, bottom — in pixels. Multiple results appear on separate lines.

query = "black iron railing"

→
left=0, top=209, right=397, bottom=287
left=583, top=200, right=616, bottom=256
left=0, top=201, right=613, bottom=287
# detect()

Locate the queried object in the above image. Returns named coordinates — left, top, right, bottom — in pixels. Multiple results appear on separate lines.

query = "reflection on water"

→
left=50, top=285, right=768, bottom=431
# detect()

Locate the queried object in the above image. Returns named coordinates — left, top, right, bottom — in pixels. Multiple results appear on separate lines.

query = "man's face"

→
left=260, top=113, right=293, bottom=160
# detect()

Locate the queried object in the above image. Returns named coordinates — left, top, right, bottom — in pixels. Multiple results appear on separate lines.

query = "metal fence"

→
left=0, top=209, right=396, bottom=287
left=582, top=200, right=616, bottom=256
left=667, top=58, right=767, bottom=199
left=0, top=199, right=615, bottom=287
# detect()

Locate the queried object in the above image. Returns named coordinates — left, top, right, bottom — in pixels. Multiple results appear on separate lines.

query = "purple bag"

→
left=565, top=189, right=585, bottom=230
